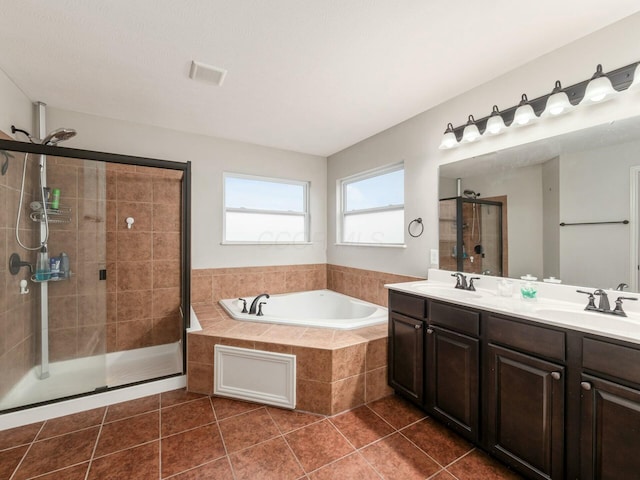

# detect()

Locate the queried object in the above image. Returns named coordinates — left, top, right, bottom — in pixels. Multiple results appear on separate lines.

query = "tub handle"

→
left=257, top=302, right=267, bottom=317
left=238, top=298, right=248, bottom=313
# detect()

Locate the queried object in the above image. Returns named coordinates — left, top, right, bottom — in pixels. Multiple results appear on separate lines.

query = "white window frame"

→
left=222, top=172, right=311, bottom=244
left=338, top=162, right=405, bottom=246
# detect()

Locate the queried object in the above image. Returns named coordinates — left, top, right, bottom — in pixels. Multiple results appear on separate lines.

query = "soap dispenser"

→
left=36, top=245, right=50, bottom=281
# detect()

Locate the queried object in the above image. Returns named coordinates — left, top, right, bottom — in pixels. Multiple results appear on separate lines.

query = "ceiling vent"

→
left=189, top=61, right=227, bottom=86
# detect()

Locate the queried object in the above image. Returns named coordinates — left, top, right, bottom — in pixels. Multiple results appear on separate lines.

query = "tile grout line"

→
left=265, top=408, right=307, bottom=477
left=209, top=396, right=238, bottom=480
left=84, top=405, right=110, bottom=479
left=8, top=421, right=46, bottom=480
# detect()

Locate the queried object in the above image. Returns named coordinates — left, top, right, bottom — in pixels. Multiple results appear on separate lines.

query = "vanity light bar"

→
left=439, top=61, right=640, bottom=149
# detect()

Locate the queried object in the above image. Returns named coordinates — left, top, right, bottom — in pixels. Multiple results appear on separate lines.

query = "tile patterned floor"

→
left=0, top=389, right=523, bottom=479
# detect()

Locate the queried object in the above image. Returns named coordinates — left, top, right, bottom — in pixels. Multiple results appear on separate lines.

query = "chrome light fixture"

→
left=438, top=123, right=458, bottom=150
left=544, top=81, right=572, bottom=116
left=582, top=64, right=616, bottom=104
left=513, top=94, right=536, bottom=126
left=461, top=115, right=481, bottom=142
left=485, top=105, right=506, bottom=135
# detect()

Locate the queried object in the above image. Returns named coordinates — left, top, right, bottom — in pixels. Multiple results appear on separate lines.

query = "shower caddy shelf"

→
left=30, top=272, right=74, bottom=283
left=29, top=202, right=72, bottom=224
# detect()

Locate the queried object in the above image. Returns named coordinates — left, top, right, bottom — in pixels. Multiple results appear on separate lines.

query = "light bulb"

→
left=461, top=115, right=480, bottom=143
left=544, top=81, right=572, bottom=116
left=582, top=65, right=616, bottom=104
left=439, top=123, right=458, bottom=150
left=485, top=105, right=506, bottom=135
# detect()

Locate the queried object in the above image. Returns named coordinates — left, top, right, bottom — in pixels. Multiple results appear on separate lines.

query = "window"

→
left=223, top=173, right=310, bottom=243
left=339, top=163, right=404, bottom=245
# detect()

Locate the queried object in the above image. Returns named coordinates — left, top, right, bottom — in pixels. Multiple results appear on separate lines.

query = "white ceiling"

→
left=1, top=1, right=639, bottom=157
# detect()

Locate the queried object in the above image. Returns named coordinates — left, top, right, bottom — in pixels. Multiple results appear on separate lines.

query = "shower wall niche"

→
left=439, top=196, right=507, bottom=277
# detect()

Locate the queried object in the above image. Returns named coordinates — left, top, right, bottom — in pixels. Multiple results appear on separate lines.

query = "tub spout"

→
left=249, top=293, right=270, bottom=314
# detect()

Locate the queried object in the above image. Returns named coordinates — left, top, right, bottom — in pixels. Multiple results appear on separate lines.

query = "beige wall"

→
left=46, top=108, right=328, bottom=271
left=327, top=13, right=640, bottom=278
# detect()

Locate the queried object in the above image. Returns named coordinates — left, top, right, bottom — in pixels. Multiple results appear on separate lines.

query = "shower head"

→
left=463, top=189, right=480, bottom=198
left=41, top=128, right=76, bottom=145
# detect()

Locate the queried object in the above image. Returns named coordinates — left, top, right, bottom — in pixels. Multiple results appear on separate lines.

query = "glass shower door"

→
left=0, top=148, right=108, bottom=411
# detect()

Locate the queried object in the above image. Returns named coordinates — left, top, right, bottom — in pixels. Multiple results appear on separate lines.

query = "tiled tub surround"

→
left=188, top=304, right=392, bottom=415
left=191, top=263, right=421, bottom=307
left=188, top=265, right=419, bottom=415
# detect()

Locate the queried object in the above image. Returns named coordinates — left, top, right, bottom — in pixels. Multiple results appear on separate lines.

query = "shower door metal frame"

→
left=440, top=196, right=504, bottom=274
left=0, top=138, right=192, bottom=407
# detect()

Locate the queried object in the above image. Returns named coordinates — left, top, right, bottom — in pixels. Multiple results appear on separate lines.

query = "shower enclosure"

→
left=439, top=196, right=505, bottom=277
left=0, top=123, right=191, bottom=413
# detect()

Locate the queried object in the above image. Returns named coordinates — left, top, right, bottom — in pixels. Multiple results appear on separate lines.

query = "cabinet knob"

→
left=414, top=324, right=421, bottom=330
left=426, top=328, right=433, bottom=334
left=581, top=382, right=592, bottom=391
left=551, top=372, right=561, bottom=380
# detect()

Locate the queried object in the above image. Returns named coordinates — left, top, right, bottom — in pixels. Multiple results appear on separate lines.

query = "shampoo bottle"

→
left=36, top=245, right=50, bottom=281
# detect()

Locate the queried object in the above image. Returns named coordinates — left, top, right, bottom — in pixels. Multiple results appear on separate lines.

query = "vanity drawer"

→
left=583, top=338, right=640, bottom=385
left=487, top=314, right=565, bottom=362
left=429, top=301, right=480, bottom=337
left=389, top=290, right=427, bottom=319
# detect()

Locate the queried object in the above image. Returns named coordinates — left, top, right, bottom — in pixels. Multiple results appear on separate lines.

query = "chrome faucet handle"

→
left=238, top=298, right=248, bottom=313
left=614, top=296, right=638, bottom=317
left=594, top=289, right=610, bottom=312
left=451, top=272, right=462, bottom=288
left=577, top=290, right=597, bottom=310
left=468, top=277, right=480, bottom=291
left=257, top=302, right=267, bottom=316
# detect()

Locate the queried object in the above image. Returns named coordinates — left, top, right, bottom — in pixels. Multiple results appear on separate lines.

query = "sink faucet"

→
left=249, top=293, right=270, bottom=314
left=594, top=289, right=610, bottom=311
left=451, top=272, right=468, bottom=290
left=616, top=283, right=629, bottom=291
left=578, top=289, right=637, bottom=316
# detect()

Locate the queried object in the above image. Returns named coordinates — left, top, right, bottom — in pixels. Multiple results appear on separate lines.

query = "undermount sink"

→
left=411, top=285, right=482, bottom=299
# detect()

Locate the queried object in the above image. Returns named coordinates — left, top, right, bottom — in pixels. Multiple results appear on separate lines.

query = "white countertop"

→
left=385, top=269, right=640, bottom=345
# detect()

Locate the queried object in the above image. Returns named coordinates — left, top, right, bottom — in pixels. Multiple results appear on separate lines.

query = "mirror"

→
left=439, top=115, right=640, bottom=292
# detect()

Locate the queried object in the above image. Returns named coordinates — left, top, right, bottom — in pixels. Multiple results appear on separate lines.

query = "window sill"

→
left=334, top=242, right=407, bottom=249
left=221, top=241, right=314, bottom=246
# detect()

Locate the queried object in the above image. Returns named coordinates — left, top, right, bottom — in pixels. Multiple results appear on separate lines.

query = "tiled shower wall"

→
left=105, top=164, right=182, bottom=352
left=18, top=159, right=183, bottom=363
left=191, top=263, right=421, bottom=307
left=0, top=132, right=39, bottom=398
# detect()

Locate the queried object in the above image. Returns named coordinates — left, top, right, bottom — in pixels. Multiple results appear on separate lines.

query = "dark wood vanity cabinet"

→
left=485, top=314, right=566, bottom=480
left=486, top=344, right=565, bottom=480
left=388, top=291, right=427, bottom=404
left=387, top=289, right=640, bottom=480
left=426, top=302, right=480, bottom=442
left=580, top=337, right=640, bottom=479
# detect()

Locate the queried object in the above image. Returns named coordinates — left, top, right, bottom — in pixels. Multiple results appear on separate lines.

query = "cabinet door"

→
left=388, top=312, right=424, bottom=404
left=580, top=374, right=640, bottom=480
left=426, top=326, right=479, bottom=442
left=487, top=344, right=565, bottom=480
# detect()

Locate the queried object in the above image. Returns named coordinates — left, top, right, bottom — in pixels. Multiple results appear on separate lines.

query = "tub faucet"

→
left=250, top=293, right=270, bottom=314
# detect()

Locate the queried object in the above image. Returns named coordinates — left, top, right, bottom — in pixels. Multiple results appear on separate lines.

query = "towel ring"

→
left=408, top=217, right=424, bottom=238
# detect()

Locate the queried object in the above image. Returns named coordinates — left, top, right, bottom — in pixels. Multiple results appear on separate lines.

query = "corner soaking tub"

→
left=219, top=290, right=387, bottom=330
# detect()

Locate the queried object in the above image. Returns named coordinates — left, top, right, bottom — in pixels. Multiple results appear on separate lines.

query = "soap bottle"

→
left=59, top=252, right=70, bottom=279
left=520, top=274, right=538, bottom=300
left=36, top=245, right=50, bottom=281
